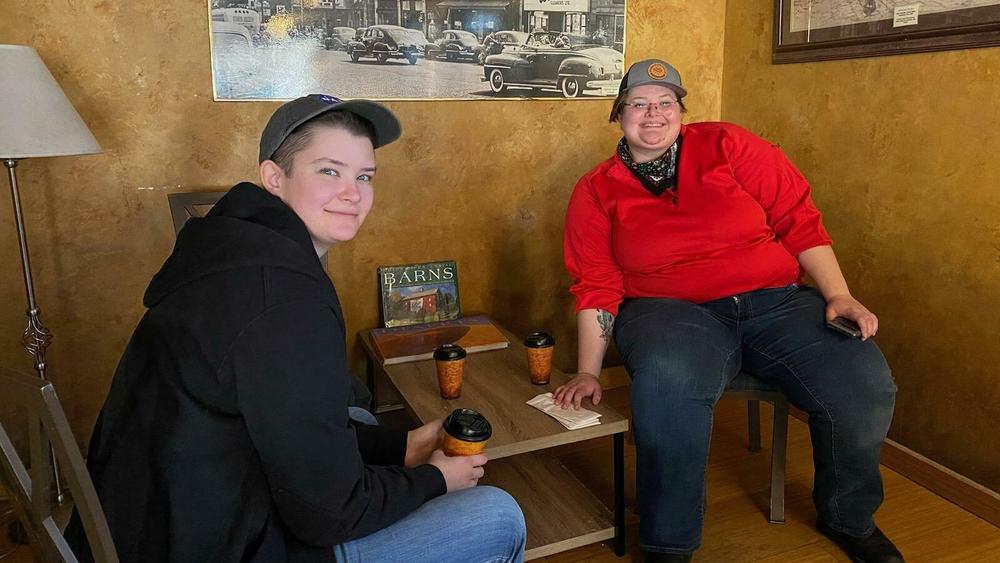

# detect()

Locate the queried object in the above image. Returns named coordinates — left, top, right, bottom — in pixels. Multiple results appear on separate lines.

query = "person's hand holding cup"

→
left=428, top=450, right=487, bottom=492
left=426, top=409, right=492, bottom=491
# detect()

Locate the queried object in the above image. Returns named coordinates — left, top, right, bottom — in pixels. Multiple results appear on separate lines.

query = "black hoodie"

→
left=69, top=183, right=446, bottom=562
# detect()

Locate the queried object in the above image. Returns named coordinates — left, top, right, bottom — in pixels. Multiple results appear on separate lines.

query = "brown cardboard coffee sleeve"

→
left=436, top=358, right=465, bottom=399
left=526, top=346, right=554, bottom=384
left=441, top=433, right=488, bottom=457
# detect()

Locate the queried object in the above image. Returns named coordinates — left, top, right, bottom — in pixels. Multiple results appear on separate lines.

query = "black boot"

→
left=818, top=520, right=904, bottom=563
left=644, top=552, right=693, bottom=563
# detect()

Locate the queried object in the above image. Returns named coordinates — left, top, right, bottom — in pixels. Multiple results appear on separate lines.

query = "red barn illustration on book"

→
left=402, top=288, right=439, bottom=316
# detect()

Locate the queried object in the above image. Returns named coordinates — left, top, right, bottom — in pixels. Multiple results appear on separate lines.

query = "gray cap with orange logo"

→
left=617, top=59, right=687, bottom=98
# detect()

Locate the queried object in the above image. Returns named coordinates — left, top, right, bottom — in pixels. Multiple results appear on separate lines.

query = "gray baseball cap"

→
left=258, top=94, right=401, bottom=163
left=618, top=59, right=687, bottom=98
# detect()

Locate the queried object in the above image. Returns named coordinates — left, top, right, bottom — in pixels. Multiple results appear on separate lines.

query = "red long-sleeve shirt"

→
left=564, top=122, right=832, bottom=316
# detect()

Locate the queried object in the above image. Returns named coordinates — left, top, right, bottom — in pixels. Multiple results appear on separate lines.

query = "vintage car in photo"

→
left=482, top=31, right=623, bottom=98
left=347, top=25, right=421, bottom=64
left=403, top=28, right=430, bottom=55
left=424, top=29, right=482, bottom=62
left=477, top=30, right=528, bottom=65
left=212, top=21, right=253, bottom=50
left=211, top=21, right=255, bottom=98
left=324, top=26, right=356, bottom=51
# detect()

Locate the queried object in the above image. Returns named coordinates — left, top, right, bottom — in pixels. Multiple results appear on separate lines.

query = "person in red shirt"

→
left=554, top=60, right=903, bottom=563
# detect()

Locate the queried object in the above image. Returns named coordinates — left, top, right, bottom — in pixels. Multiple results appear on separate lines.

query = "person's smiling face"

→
left=619, top=84, right=683, bottom=163
left=261, top=126, right=376, bottom=255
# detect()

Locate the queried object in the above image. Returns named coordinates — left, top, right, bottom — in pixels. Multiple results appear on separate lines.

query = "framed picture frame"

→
left=208, top=0, right=627, bottom=101
left=773, top=1, right=1000, bottom=64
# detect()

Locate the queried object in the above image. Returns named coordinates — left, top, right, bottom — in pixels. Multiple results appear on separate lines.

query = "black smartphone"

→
left=827, top=316, right=862, bottom=338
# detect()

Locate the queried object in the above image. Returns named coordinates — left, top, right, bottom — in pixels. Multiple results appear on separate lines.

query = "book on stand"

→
left=370, top=315, right=509, bottom=366
left=377, top=260, right=461, bottom=328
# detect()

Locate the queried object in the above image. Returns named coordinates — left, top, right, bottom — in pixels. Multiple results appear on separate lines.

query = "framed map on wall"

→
left=773, top=0, right=1000, bottom=63
left=208, top=0, right=628, bottom=100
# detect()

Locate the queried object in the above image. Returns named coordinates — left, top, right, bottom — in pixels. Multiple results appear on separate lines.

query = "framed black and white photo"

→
left=773, top=0, right=1000, bottom=64
left=209, top=0, right=627, bottom=100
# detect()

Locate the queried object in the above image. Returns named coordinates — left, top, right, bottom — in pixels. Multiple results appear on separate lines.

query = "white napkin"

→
left=527, top=393, right=602, bottom=430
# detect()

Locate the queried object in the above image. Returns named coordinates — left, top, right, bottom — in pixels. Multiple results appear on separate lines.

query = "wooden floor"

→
left=2, top=387, right=998, bottom=562
left=536, top=387, right=1000, bottom=562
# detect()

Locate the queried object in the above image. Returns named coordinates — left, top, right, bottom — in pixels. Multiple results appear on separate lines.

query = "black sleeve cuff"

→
left=411, top=463, right=447, bottom=500
left=352, top=422, right=408, bottom=466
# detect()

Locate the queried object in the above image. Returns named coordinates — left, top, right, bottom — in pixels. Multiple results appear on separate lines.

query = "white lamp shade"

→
left=0, top=45, right=101, bottom=159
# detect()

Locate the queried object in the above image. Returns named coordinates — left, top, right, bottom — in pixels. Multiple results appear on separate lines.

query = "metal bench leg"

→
left=747, top=400, right=762, bottom=452
left=769, top=399, right=788, bottom=524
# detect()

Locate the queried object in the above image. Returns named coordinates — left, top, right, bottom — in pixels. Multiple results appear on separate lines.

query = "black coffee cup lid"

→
left=444, top=408, right=492, bottom=442
left=433, top=343, right=467, bottom=361
left=524, top=332, right=555, bottom=348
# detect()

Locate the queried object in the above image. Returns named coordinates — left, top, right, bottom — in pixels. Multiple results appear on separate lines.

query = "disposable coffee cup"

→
left=434, top=344, right=467, bottom=399
left=441, top=408, right=492, bottom=457
left=524, top=332, right=555, bottom=385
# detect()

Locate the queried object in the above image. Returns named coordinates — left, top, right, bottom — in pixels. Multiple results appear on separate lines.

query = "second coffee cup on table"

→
left=434, top=343, right=467, bottom=399
left=441, top=408, right=492, bottom=456
left=524, top=332, right=556, bottom=385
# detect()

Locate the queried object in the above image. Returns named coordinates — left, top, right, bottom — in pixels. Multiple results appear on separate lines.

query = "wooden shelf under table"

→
left=482, top=451, right=615, bottom=560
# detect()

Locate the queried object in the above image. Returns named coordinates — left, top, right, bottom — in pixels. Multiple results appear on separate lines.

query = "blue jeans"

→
left=615, top=285, right=896, bottom=554
left=337, top=408, right=526, bottom=562
left=347, top=406, right=379, bottom=426
left=333, top=486, right=526, bottom=562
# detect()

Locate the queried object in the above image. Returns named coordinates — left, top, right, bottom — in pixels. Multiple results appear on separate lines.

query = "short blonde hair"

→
left=270, top=111, right=376, bottom=175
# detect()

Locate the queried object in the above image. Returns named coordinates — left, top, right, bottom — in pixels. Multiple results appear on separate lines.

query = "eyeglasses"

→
left=622, top=100, right=679, bottom=113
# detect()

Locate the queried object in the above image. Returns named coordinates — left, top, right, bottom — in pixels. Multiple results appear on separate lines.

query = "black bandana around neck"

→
left=617, top=135, right=682, bottom=199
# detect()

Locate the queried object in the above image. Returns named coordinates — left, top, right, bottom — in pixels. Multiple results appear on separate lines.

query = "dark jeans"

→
left=614, top=285, right=896, bottom=554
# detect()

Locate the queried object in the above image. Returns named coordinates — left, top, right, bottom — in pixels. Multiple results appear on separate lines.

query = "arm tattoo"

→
left=596, top=309, right=615, bottom=343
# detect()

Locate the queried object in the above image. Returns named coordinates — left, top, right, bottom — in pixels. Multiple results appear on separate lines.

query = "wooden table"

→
left=359, top=324, right=629, bottom=560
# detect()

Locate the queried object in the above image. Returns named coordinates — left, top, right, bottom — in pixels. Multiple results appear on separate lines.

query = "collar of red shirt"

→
left=608, top=123, right=689, bottom=188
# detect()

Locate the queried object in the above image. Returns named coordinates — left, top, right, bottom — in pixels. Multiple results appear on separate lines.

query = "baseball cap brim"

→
left=618, top=80, right=687, bottom=99
left=618, top=81, right=687, bottom=98
left=322, top=99, right=402, bottom=149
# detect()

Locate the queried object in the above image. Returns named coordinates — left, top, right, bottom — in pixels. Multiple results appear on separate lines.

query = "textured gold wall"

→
left=0, top=1, right=725, bottom=446
left=722, top=3, right=1000, bottom=491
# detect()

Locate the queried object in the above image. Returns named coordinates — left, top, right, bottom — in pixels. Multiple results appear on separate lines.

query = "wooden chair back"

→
left=167, top=190, right=225, bottom=235
left=0, top=367, right=119, bottom=562
left=168, top=189, right=328, bottom=268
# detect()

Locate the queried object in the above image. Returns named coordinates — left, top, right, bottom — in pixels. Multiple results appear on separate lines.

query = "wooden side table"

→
left=359, top=323, right=629, bottom=560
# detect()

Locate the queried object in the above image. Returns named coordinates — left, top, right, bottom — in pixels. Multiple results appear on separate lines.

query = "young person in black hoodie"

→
left=68, top=95, right=526, bottom=562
